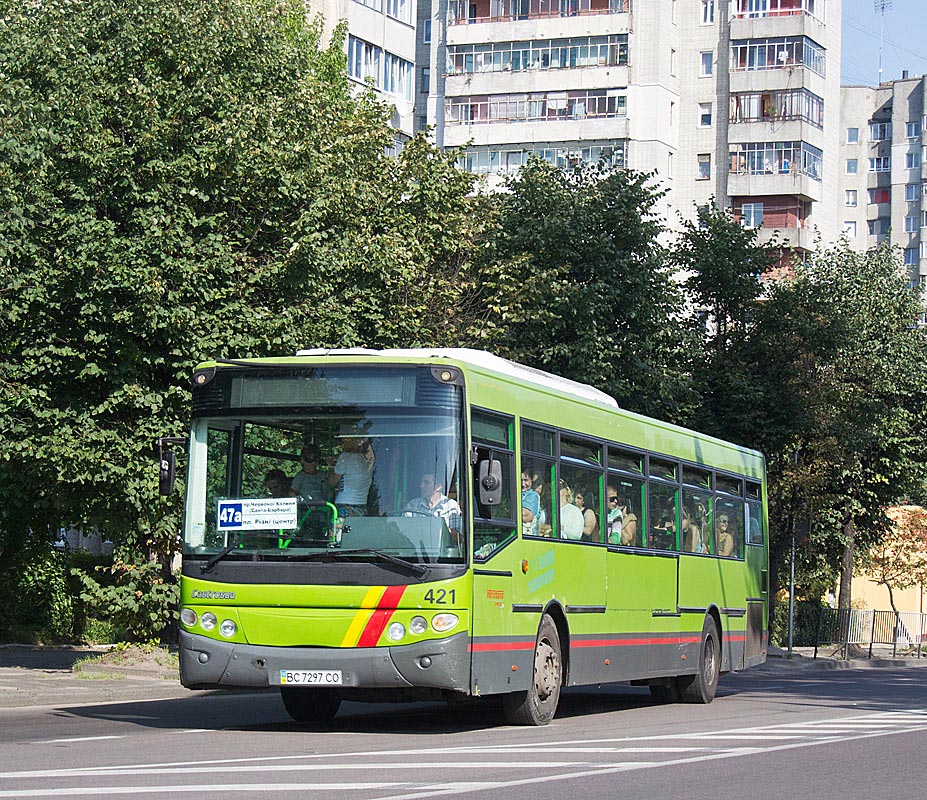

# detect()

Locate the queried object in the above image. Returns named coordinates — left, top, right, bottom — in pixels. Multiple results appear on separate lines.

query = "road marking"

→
left=41, top=736, right=126, bottom=744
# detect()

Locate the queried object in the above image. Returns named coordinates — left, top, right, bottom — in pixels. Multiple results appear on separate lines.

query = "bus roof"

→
left=294, top=348, right=620, bottom=410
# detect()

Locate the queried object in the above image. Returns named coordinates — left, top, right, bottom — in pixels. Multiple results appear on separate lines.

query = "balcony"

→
left=447, top=0, right=629, bottom=26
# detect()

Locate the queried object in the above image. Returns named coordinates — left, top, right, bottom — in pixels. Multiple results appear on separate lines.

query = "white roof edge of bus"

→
left=292, top=347, right=762, bottom=459
left=295, top=347, right=619, bottom=409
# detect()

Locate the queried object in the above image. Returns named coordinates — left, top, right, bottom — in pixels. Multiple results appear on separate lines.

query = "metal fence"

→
left=814, top=608, right=927, bottom=659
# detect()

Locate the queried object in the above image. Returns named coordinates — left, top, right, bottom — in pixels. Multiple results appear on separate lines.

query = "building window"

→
left=906, top=184, right=919, bottom=202
left=868, top=188, right=890, bottom=204
left=906, top=152, right=922, bottom=169
left=382, top=52, right=413, bottom=101
left=348, top=36, right=382, bottom=85
left=922, top=241, right=927, bottom=260
left=905, top=248, right=918, bottom=266
left=869, top=122, right=892, bottom=141
left=697, top=154, right=711, bottom=180
left=701, top=0, right=715, bottom=24
left=446, top=90, right=628, bottom=125
left=730, top=36, right=826, bottom=77
left=734, top=0, right=821, bottom=19
left=457, top=141, right=627, bottom=175
left=905, top=216, right=918, bottom=233
left=843, top=220, right=857, bottom=237
left=700, top=51, right=713, bottom=76
left=846, top=127, right=859, bottom=144
left=729, top=88, right=823, bottom=127
left=742, top=202, right=764, bottom=229
left=670, top=49, right=676, bottom=76
left=908, top=121, right=921, bottom=139
left=420, top=67, right=430, bottom=93
left=385, top=0, right=412, bottom=24
left=868, top=157, right=891, bottom=172
left=730, top=141, right=822, bottom=180
left=845, top=190, right=858, bottom=206
left=699, top=103, right=713, bottom=127
left=446, top=34, right=629, bottom=75
left=422, top=19, right=432, bottom=44
left=846, top=159, right=858, bottom=174
left=868, top=218, right=890, bottom=236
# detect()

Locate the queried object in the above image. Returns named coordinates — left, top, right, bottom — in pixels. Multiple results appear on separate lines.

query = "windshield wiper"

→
left=200, top=544, right=239, bottom=574
left=332, top=548, right=427, bottom=577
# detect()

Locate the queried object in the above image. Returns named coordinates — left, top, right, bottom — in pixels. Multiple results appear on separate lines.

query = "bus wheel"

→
left=280, top=687, right=341, bottom=723
left=677, top=617, right=720, bottom=704
left=502, top=615, right=562, bottom=726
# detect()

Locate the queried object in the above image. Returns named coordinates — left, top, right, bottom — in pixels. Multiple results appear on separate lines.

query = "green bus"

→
left=173, top=348, right=768, bottom=725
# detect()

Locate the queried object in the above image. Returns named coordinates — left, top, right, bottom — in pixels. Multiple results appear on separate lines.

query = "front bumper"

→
left=179, top=629, right=470, bottom=693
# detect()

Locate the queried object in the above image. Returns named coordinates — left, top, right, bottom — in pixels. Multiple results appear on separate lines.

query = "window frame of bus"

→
left=646, top=456, right=680, bottom=551
left=714, top=472, right=746, bottom=559
left=520, top=421, right=556, bottom=540
left=559, top=433, right=604, bottom=544
left=471, top=408, right=517, bottom=560
left=745, top=480, right=764, bottom=546
left=605, top=444, right=646, bottom=548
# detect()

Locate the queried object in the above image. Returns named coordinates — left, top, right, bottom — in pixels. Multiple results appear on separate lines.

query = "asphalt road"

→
left=0, top=659, right=925, bottom=800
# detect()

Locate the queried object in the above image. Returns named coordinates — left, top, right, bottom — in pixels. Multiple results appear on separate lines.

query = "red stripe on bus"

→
left=469, top=641, right=536, bottom=652
left=356, top=584, right=407, bottom=647
left=572, top=636, right=702, bottom=648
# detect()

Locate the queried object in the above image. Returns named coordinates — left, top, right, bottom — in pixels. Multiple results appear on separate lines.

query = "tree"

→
left=0, top=0, right=484, bottom=632
left=474, top=158, right=693, bottom=421
left=861, top=505, right=927, bottom=617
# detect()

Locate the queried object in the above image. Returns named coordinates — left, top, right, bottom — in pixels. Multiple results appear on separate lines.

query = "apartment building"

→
left=839, top=74, right=927, bottom=285
left=308, top=0, right=419, bottom=141
left=426, top=0, right=842, bottom=251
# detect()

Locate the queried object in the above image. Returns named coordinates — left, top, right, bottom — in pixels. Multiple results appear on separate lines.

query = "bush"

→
left=0, top=546, right=77, bottom=643
left=770, top=599, right=824, bottom=648
left=72, top=559, right=178, bottom=643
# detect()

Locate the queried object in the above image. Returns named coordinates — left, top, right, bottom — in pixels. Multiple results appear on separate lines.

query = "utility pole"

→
left=875, top=0, right=893, bottom=84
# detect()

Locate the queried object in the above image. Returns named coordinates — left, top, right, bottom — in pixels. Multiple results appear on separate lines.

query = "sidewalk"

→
left=0, top=644, right=193, bottom=710
left=764, top=644, right=927, bottom=671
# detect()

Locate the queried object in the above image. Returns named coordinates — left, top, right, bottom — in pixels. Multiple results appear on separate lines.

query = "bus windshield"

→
left=182, top=365, right=465, bottom=565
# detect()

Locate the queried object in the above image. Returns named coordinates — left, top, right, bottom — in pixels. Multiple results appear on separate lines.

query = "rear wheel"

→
left=677, top=617, right=721, bottom=704
left=280, top=687, right=342, bottom=723
left=502, top=615, right=562, bottom=726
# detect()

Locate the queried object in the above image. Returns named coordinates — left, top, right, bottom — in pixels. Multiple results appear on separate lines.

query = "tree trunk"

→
left=837, top=518, right=855, bottom=611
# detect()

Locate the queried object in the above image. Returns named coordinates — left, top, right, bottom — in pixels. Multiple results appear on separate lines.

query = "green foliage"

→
left=72, top=558, right=178, bottom=642
left=0, top=0, right=482, bottom=586
left=0, top=544, right=76, bottom=642
left=475, top=158, right=694, bottom=420
left=770, top=599, right=823, bottom=649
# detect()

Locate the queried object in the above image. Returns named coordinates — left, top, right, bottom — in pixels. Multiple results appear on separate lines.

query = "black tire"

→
left=502, top=615, right=563, bottom=726
left=280, top=687, right=342, bottom=723
left=677, top=616, right=721, bottom=704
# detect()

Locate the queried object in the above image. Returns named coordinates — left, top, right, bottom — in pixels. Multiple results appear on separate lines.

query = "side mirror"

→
left=159, top=450, right=177, bottom=496
left=477, top=459, right=503, bottom=506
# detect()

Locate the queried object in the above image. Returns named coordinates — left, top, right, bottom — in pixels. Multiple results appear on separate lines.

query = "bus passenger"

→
left=265, top=468, right=296, bottom=498
left=618, top=496, right=639, bottom=546
left=717, top=514, right=735, bottom=557
left=521, top=471, right=540, bottom=535
left=558, top=481, right=584, bottom=540
left=331, top=435, right=374, bottom=516
left=606, top=485, right=622, bottom=544
left=575, top=492, right=599, bottom=542
left=291, top=444, right=327, bottom=501
left=682, top=505, right=705, bottom=553
left=404, top=473, right=462, bottom=543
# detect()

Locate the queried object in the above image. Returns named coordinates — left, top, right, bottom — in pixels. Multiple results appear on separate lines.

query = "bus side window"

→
left=647, top=482, right=678, bottom=551
left=522, top=455, right=554, bottom=538
left=471, top=409, right=516, bottom=560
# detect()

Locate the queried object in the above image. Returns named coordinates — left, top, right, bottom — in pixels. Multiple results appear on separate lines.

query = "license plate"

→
left=279, top=669, right=342, bottom=686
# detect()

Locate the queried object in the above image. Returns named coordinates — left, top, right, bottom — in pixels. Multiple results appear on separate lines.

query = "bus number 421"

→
left=424, top=589, right=455, bottom=605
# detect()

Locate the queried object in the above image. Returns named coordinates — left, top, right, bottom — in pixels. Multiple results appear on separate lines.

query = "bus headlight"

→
left=432, top=613, right=458, bottom=633
left=200, top=612, right=217, bottom=631
left=219, top=619, right=237, bottom=638
left=388, top=622, right=406, bottom=641
left=410, top=616, right=427, bottom=635
left=180, top=608, right=197, bottom=627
